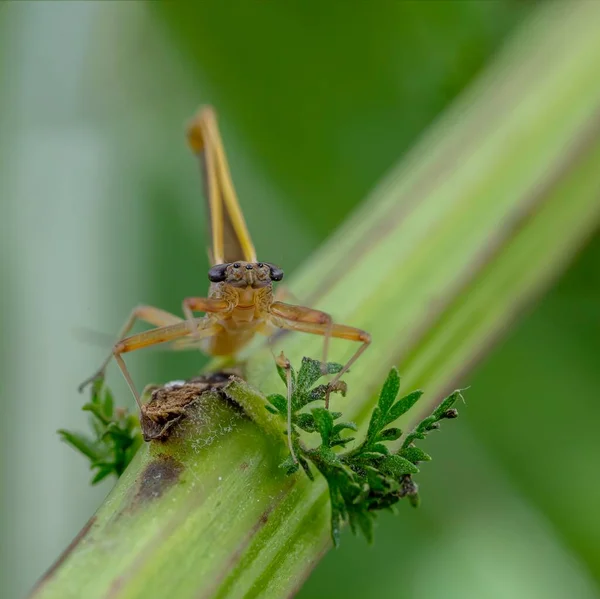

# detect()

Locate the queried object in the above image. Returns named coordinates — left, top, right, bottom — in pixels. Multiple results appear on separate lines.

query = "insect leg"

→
left=112, top=319, right=222, bottom=409
left=182, top=297, right=231, bottom=337
left=269, top=309, right=371, bottom=409
left=78, top=305, right=183, bottom=392
left=270, top=301, right=335, bottom=376
left=273, top=351, right=298, bottom=463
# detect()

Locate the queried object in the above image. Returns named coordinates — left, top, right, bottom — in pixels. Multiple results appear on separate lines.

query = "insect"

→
left=79, top=106, right=371, bottom=460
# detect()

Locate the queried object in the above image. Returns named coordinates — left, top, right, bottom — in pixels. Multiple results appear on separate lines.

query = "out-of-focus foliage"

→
left=58, top=379, right=142, bottom=484
left=2, top=1, right=599, bottom=598
left=155, top=1, right=526, bottom=237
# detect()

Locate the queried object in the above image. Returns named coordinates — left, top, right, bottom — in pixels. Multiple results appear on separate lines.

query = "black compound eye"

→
left=257, top=262, right=264, bottom=268
left=208, top=263, right=229, bottom=282
left=266, top=263, right=284, bottom=281
left=233, top=263, right=240, bottom=268
left=246, top=264, right=253, bottom=270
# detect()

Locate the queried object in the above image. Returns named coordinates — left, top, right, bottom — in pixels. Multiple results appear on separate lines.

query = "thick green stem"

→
left=32, top=2, right=600, bottom=598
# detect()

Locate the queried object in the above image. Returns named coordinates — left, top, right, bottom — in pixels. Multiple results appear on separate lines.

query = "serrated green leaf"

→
left=58, top=430, right=101, bottom=461
left=378, top=367, right=400, bottom=416
left=386, top=390, right=423, bottom=425
left=266, top=393, right=287, bottom=415
left=432, top=390, right=462, bottom=419
left=354, top=451, right=386, bottom=462
left=314, top=445, right=343, bottom=467
left=331, top=421, right=358, bottom=436
left=324, top=362, right=343, bottom=375
left=417, top=416, right=436, bottom=430
left=294, top=412, right=317, bottom=432
left=376, top=427, right=402, bottom=442
left=312, top=407, right=334, bottom=445
left=279, top=454, right=300, bottom=475
left=365, top=406, right=382, bottom=443
left=296, top=357, right=323, bottom=391
left=308, top=384, right=328, bottom=402
left=298, top=455, right=314, bottom=481
left=330, top=437, right=355, bottom=448
left=380, top=454, right=419, bottom=476
left=370, top=443, right=390, bottom=455
left=400, top=446, right=432, bottom=463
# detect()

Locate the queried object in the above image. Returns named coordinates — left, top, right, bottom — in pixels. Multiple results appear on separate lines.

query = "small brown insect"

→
left=79, top=107, right=371, bottom=460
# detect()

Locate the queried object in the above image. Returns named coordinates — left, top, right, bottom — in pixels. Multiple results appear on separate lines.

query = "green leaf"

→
left=324, top=362, right=343, bottom=375
left=298, top=455, right=314, bottom=481
left=296, top=357, right=324, bottom=391
left=101, top=386, right=115, bottom=420
left=330, top=503, right=343, bottom=548
left=376, top=427, right=402, bottom=442
left=312, top=407, right=334, bottom=446
left=294, top=413, right=317, bottom=433
left=380, top=455, right=419, bottom=476
left=330, top=437, right=355, bottom=448
left=432, top=390, right=462, bottom=419
left=331, top=421, right=358, bottom=436
left=354, top=451, right=385, bottom=462
left=91, top=466, right=115, bottom=485
left=279, top=454, right=300, bottom=475
left=400, top=446, right=432, bottom=463
left=378, top=367, right=400, bottom=416
left=369, top=443, right=390, bottom=456
left=266, top=393, right=287, bottom=415
left=313, top=445, right=343, bottom=468
left=82, top=402, right=111, bottom=425
left=386, top=390, right=424, bottom=425
left=90, top=377, right=104, bottom=403
left=365, top=406, right=382, bottom=443
left=58, top=430, right=101, bottom=461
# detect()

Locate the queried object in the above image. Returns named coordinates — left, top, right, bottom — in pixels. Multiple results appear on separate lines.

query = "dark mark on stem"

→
left=134, top=456, right=184, bottom=504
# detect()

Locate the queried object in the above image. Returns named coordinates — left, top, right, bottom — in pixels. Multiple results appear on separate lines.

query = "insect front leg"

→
left=270, top=301, right=334, bottom=374
left=111, top=319, right=222, bottom=409
left=78, top=305, right=184, bottom=392
left=269, top=303, right=371, bottom=409
left=182, top=297, right=231, bottom=337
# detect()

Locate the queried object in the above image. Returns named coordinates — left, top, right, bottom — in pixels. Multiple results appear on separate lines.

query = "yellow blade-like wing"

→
left=187, top=106, right=257, bottom=265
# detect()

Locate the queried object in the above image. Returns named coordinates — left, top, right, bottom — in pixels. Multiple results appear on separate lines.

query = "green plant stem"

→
left=32, top=2, right=600, bottom=598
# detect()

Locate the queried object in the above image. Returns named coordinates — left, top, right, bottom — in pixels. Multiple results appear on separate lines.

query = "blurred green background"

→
left=1, top=1, right=599, bottom=598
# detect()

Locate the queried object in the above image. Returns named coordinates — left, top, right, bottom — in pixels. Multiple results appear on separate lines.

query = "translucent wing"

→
left=187, top=107, right=257, bottom=265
